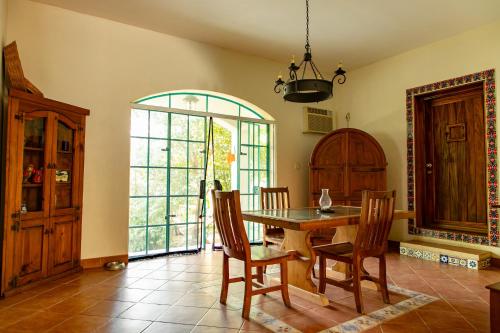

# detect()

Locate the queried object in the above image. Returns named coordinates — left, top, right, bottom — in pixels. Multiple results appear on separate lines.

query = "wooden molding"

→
left=81, top=254, right=128, bottom=269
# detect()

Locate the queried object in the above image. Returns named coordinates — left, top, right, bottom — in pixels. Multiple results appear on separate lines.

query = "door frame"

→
left=406, top=69, right=498, bottom=246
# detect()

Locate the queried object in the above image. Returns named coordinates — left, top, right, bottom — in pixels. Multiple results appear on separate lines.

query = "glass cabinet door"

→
left=21, top=114, right=50, bottom=215
left=52, top=118, right=78, bottom=212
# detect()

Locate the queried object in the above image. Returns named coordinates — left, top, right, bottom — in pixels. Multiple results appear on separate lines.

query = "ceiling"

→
left=32, top=0, right=500, bottom=73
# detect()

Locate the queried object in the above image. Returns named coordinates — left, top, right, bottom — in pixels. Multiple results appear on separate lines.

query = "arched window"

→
left=129, top=90, right=275, bottom=257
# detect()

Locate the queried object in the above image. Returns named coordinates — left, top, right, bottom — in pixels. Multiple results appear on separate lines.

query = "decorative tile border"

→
left=193, top=276, right=438, bottom=333
left=406, top=69, right=498, bottom=246
left=318, top=285, right=438, bottom=333
left=400, top=245, right=490, bottom=270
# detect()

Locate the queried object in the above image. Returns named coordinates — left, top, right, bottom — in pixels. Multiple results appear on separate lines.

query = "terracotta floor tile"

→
left=142, top=322, right=194, bottom=333
left=278, top=308, right=338, bottom=333
left=82, top=300, right=136, bottom=317
left=176, top=293, right=218, bottom=308
left=140, top=290, right=186, bottom=305
left=0, top=307, right=35, bottom=328
left=107, top=288, right=152, bottom=302
left=158, top=263, right=192, bottom=272
left=119, top=303, right=170, bottom=321
left=96, top=318, right=152, bottom=333
left=156, top=305, right=209, bottom=325
left=47, top=314, right=110, bottom=332
left=191, top=326, right=239, bottom=333
left=123, top=269, right=154, bottom=278
left=145, top=270, right=181, bottom=280
left=172, top=272, right=220, bottom=282
left=417, top=309, right=476, bottom=331
left=156, top=281, right=195, bottom=292
left=127, top=278, right=166, bottom=290
left=197, top=308, right=245, bottom=329
left=47, top=295, right=99, bottom=314
left=4, top=310, right=70, bottom=332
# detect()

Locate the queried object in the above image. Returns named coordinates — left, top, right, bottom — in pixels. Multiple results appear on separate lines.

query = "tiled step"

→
left=400, top=240, right=491, bottom=270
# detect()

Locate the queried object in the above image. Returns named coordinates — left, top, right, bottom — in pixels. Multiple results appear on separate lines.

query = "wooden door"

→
left=423, top=84, right=487, bottom=233
left=47, top=114, right=82, bottom=273
left=9, top=111, right=53, bottom=288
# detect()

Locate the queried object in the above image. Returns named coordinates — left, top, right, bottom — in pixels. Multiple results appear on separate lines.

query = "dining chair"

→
left=314, top=190, right=396, bottom=314
left=260, top=187, right=289, bottom=247
left=260, top=186, right=335, bottom=277
left=211, top=190, right=291, bottom=319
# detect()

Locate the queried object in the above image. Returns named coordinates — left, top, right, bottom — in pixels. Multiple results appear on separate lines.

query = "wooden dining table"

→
left=242, top=206, right=415, bottom=305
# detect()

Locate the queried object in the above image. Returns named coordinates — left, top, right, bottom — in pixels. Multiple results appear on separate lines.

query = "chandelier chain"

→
left=305, top=0, right=310, bottom=50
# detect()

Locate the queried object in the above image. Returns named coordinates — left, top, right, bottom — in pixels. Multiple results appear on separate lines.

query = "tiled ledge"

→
left=400, top=240, right=491, bottom=270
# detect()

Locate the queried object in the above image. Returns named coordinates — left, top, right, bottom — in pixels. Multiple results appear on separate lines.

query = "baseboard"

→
left=388, top=240, right=400, bottom=253
left=81, top=254, right=128, bottom=269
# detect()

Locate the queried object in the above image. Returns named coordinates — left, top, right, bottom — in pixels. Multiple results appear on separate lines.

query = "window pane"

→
left=148, top=197, right=167, bottom=226
left=240, top=147, right=249, bottom=169
left=149, top=139, right=168, bottom=167
left=240, top=107, right=261, bottom=119
left=169, top=225, right=187, bottom=251
left=129, top=198, right=147, bottom=226
left=169, top=197, right=187, bottom=225
left=188, top=142, right=205, bottom=169
left=130, top=168, right=147, bottom=196
left=131, top=109, right=148, bottom=137
left=171, top=114, right=188, bottom=140
left=259, top=124, right=268, bottom=145
left=131, top=138, right=148, bottom=167
left=170, top=169, right=187, bottom=195
left=129, top=228, right=146, bottom=255
left=240, top=170, right=249, bottom=194
left=189, top=116, right=205, bottom=141
left=139, top=95, right=170, bottom=107
left=149, top=169, right=167, bottom=196
left=148, top=226, right=167, bottom=253
left=150, top=111, right=169, bottom=138
left=171, top=94, right=206, bottom=112
left=240, top=123, right=249, bottom=145
left=171, top=141, right=187, bottom=168
left=208, top=97, right=238, bottom=116
left=188, top=169, right=203, bottom=196
left=259, top=149, right=267, bottom=170
left=187, top=224, right=200, bottom=250
left=187, top=197, right=200, bottom=223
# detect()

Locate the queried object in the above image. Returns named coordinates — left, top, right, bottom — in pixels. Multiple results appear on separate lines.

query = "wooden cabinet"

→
left=1, top=89, right=89, bottom=295
left=309, top=128, right=387, bottom=206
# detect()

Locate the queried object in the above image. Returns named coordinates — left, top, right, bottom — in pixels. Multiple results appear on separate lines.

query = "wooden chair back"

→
left=211, top=190, right=250, bottom=261
left=354, top=190, right=396, bottom=257
left=261, top=187, right=291, bottom=210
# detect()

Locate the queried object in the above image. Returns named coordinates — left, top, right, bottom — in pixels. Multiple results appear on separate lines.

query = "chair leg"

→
left=318, top=254, right=327, bottom=294
left=353, top=259, right=364, bottom=314
left=312, top=257, right=317, bottom=278
left=280, top=260, right=291, bottom=307
left=379, top=255, right=390, bottom=304
left=220, top=253, right=229, bottom=304
left=257, top=266, right=264, bottom=284
left=242, top=262, right=253, bottom=319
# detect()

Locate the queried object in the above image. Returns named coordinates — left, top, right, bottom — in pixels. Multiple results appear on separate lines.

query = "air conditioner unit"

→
left=303, top=107, right=336, bottom=134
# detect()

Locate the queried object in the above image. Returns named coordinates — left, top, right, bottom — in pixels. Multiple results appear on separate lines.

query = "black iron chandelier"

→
left=274, top=0, right=346, bottom=103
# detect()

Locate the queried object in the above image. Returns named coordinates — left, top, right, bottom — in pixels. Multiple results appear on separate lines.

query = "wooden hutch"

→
left=1, top=89, right=89, bottom=295
left=309, top=128, right=387, bottom=206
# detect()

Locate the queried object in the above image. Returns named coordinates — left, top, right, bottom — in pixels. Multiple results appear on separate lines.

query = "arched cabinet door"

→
left=309, top=128, right=387, bottom=207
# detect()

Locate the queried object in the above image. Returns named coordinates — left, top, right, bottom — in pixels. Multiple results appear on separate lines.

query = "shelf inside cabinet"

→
left=22, top=183, right=43, bottom=187
left=57, top=150, right=73, bottom=154
left=24, top=146, right=44, bottom=151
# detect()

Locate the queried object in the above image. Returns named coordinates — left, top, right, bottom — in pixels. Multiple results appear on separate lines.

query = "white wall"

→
left=333, top=20, right=500, bottom=257
left=5, top=0, right=332, bottom=259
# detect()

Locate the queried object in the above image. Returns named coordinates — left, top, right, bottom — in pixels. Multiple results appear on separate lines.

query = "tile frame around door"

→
left=406, top=69, right=498, bottom=246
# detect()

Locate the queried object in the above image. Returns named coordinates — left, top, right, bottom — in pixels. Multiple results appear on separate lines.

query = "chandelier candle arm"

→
left=273, top=0, right=347, bottom=103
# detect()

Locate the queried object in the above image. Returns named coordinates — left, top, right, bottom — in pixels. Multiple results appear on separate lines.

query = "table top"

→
left=241, top=206, right=415, bottom=231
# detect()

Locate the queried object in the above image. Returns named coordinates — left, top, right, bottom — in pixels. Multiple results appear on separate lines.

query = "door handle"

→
left=425, top=163, right=432, bottom=168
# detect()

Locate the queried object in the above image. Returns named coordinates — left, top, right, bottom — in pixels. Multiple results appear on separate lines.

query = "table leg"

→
left=281, top=229, right=317, bottom=292
left=331, top=225, right=358, bottom=273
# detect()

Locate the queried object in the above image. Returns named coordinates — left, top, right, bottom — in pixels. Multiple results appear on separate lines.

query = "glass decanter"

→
left=319, top=188, right=332, bottom=210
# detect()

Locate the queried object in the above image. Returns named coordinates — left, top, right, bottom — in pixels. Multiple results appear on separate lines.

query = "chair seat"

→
left=314, top=242, right=353, bottom=261
left=251, top=246, right=289, bottom=262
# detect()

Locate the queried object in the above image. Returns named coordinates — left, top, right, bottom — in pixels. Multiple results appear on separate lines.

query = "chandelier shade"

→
left=274, top=0, right=346, bottom=103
